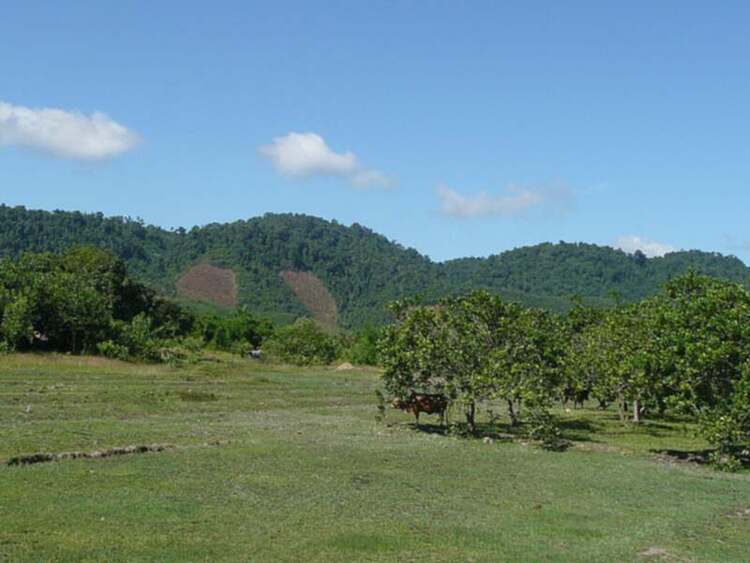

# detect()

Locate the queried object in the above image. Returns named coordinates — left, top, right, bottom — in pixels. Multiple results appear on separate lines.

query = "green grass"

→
left=1, top=353, right=749, bottom=562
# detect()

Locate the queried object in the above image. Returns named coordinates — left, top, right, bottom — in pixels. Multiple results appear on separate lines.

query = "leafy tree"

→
left=380, top=291, right=566, bottom=434
left=345, top=325, right=382, bottom=366
left=0, top=295, right=34, bottom=350
left=264, top=318, right=340, bottom=365
left=193, top=307, right=274, bottom=352
left=647, top=273, right=750, bottom=459
left=0, top=247, right=198, bottom=360
left=379, top=300, right=453, bottom=405
left=2, top=204, right=749, bottom=329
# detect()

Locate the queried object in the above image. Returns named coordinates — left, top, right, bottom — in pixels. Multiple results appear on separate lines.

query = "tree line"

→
left=2, top=204, right=749, bottom=328
left=3, top=245, right=748, bottom=468
left=378, top=274, right=750, bottom=470
left=0, top=247, right=380, bottom=366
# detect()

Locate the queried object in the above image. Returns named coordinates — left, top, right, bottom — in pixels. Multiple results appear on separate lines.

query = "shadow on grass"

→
left=410, top=422, right=515, bottom=442
left=557, top=418, right=599, bottom=442
left=410, top=420, right=576, bottom=451
left=650, top=447, right=750, bottom=468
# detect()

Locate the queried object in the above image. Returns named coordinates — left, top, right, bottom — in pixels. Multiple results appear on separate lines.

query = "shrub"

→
left=524, top=408, right=568, bottom=451
left=264, top=318, right=340, bottom=365
left=1, top=296, right=34, bottom=350
left=708, top=451, right=743, bottom=472
left=345, top=325, right=382, bottom=366
left=97, top=340, right=130, bottom=361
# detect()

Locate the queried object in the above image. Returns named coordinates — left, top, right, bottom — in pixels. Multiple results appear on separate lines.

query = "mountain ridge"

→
left=1, top=203, right=747, bottom=328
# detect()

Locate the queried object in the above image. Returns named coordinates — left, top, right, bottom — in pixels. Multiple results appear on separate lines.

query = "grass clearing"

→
left=1, top=353, right=749, bottom=561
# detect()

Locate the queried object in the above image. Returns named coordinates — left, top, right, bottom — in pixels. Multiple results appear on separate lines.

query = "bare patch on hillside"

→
left=176, top=264, right=237, bottom=307
left=280, top=270, right=338, bottom=328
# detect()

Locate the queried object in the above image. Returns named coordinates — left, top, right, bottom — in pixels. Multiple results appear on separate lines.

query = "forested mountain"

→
left=1, top=204, right=748, bottom=328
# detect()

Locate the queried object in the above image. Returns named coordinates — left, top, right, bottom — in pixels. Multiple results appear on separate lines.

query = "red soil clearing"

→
left=280, top=270, right=338, bottom=328
left=176, top=264, right=238, bottom=307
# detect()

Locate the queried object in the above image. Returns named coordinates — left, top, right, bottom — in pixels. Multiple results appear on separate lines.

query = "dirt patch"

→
left=639, top=547, right=670, bottom=558
left=336, top=362, right=354, bottom=371
left=280, top=270, right=337, bottom=328
left=176, top=264, right=237, bottom=307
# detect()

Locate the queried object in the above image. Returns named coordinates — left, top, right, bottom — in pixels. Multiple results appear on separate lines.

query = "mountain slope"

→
left=1, top=204, right=747, bottom=328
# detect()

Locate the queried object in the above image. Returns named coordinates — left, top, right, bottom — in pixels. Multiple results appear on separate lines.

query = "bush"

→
left=97, top=340, right=130, bottom=361
left=1, top=296, right=34, bottom=350
left=708, top=450, right=743, bottom=472
left=156, top=336, right=204, bottom=366
left=264, top=318, right=340, bottom=365
left=193, top=308, right=274, bottom=352
left=345, top=325, right=382, bottom=366
left=525, top=408, right=568, bottom=451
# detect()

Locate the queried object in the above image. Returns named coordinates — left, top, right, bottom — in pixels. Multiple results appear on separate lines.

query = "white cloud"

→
left=351, top=169, right=392, bottom=188
left=614, top=235, right=676, bottom=258
left=259, top=132, right=393, bottom=188
left=437, top=184, right=571, bottom=218
left=0, top=100, right=139, bottom=160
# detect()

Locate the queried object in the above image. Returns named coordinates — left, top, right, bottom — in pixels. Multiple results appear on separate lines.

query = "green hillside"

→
left=1, top=204, right=748, bottom=328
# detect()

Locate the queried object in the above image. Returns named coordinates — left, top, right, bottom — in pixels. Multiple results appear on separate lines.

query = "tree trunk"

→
left=465, top=401, right=476, bottom=433
left=618, top=393, right=626, bottom=423
left=507, top=399, right=518, bottom=426
left=632, top=399, right=641, bottom=424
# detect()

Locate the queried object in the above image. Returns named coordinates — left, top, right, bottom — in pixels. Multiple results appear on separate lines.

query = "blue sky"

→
left=1, top=1, right=749, bottom=262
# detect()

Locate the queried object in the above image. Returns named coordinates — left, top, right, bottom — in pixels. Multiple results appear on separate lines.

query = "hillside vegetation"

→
left=1, top=204, right=748, bottom=328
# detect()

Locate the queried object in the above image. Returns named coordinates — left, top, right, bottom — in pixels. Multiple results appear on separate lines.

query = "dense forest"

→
left=1, top=204, right=748, bottom=328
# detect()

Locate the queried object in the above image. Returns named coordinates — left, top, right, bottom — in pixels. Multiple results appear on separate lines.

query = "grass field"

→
left=1, top=354, right=749, bottom=562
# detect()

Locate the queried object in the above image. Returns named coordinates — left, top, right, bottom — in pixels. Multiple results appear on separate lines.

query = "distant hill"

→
left=1, top=204, right=748, bottom=328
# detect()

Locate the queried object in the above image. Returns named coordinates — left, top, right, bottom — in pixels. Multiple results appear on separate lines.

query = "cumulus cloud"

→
left=437, top=184, right=571, bottom=218
left=614, top=235, right=676, bottom=258
left=0, top=100, right=139, bottom=160
left=259, top=132, right=393, bottom=188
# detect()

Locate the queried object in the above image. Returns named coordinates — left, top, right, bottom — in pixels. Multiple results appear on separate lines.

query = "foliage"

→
left=345, top=325, right=383, bottom=366
left=380, top=278, right=750, bottom=465
left=0, top=247, right=282, bottom=363
left=2, top=205, right=749, bottom=329
left=0, top=295, right=34, bottom=350
left=380, top=291, right=565, bottom=434
left=96, top=340, right=130, bottom=361
left=264, top=318, right=341, bottom=365
left=525, top=408, right=568, bottom=451
left=192, top=307, right=274, bottom=352
left=0, top=247, right=203, bottom=362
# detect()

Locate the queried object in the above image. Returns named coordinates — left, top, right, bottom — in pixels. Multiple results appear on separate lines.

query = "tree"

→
left=379, top=300, right=450, bottom=402
left=0, top=295, right=34, bottom=350
left=648, top=273, right=750, bottom=458
left=570, top=304, right=659, bottom=423
left=380, top=291, right=566, bottom=435
left=264, top=318, right=340, bottom=365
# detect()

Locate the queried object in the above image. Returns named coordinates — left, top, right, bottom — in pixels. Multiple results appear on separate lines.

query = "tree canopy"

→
left=1, top=204, right=749, bottom=329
